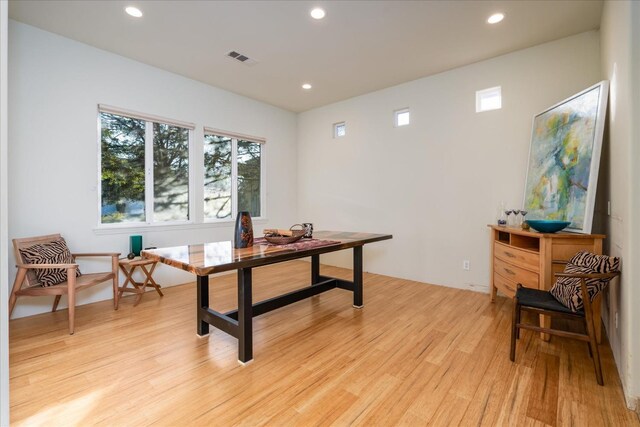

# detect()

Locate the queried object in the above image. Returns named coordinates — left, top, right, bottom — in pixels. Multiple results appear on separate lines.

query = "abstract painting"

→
left=523, top=81, right=608, bottom=234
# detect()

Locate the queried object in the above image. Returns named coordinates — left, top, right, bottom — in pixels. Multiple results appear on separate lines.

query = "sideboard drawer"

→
left=493, top=257, right=539, bottom=288
left=494, top=242, right=539, bottom=271
left=493, top=273, right=517, bottom=298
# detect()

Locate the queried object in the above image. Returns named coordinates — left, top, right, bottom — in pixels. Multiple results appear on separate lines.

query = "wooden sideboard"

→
left=488, top=225, right=606, bottom=341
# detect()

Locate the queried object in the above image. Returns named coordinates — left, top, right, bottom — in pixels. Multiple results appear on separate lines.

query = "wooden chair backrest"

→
left=12, top=233, right=64, bottom=288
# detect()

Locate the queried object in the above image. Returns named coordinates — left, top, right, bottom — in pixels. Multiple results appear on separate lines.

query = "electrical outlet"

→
left=463, top=260, right=470, bottom=271
left=615, top=312, right=619, bottom=329
left=608, top=201, right=611, bottom=216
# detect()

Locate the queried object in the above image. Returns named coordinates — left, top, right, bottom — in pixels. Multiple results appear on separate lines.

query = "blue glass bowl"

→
left=526, top=219, right=571, bottom=233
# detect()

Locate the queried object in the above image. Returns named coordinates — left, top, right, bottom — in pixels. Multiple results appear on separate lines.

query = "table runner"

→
left=254, top=237, right=340, bottom=251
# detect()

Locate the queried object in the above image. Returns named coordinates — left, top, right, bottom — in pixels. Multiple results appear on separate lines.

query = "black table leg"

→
left=353, top=246, right=363, bottom=308
left=197, top=275, right=210, bottom=336
left=311, top=254, right=320, bottom=284
left=238, top=268, right=253, bottom=364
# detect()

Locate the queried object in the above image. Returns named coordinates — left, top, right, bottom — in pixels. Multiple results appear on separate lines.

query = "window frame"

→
left=203, top=128, right=267, bottom=224
left=97, top=105, right=196, bottom=229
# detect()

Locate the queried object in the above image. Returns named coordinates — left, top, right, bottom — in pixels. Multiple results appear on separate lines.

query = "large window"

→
left=204, top=132, right=262, bottom=220
left=100, top=109, right=192, bottom=225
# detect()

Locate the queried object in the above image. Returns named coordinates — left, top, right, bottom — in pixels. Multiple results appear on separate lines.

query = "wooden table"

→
left=117, top=257, right=163, bottom=308
left=142, top=231, right=392, bottom=364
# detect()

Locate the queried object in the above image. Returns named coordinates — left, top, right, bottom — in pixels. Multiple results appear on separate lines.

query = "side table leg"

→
left=238, top=268, right=253, bottom=364
left=197, top=275, right=210, bottom=336
left=353, top=246, right=363, bottom=308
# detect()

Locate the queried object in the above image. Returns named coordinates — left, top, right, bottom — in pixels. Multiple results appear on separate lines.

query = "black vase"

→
left=234, top=211, right=254, bottom=249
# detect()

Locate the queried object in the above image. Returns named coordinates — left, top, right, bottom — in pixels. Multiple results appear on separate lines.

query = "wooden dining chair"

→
left=9, top=234, right=120, bottom=334
left=510, top=268, right=620, bottom=385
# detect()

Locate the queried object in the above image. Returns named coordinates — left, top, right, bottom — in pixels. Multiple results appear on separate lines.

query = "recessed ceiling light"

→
left=302, top=83, right=312, bottom=90
left=310, top=8, right=326, bottom=20
left=125, top=6, right=143, bottom=18
left=487, top=13, right=504, bottom=24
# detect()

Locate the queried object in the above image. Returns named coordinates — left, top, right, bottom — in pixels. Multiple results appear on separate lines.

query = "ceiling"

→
left=9, top=0, right=603, bottom=112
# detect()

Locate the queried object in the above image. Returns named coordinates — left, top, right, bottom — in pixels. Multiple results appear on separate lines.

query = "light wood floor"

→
left=9, top=261, right=638, bottom=426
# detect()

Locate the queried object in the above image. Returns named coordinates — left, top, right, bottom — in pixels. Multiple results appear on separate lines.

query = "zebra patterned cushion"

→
left=19, top=239, right=81, bottom=287
left=549, top=251, right=620, bottom=312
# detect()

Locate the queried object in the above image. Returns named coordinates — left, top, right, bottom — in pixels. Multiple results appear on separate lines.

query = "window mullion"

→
left=145, top=121, right=154, bottom=224
left=188, top=129, right=198, bottom=223
left=231, top=138, right=238, bottom=218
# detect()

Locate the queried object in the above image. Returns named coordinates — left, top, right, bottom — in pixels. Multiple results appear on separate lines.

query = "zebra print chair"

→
left=510, top=254, right=620, bottom=386
left=9, top=234, right=120, bottom=334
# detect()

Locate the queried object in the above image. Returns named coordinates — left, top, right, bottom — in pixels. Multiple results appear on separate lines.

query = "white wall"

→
left=297, top=31, right=601, bottom=290
left=1, top=2, right=9, bottom=424
left=600, top=0, right=640, bottom=409
left=8, top=21, right=298, bottom=318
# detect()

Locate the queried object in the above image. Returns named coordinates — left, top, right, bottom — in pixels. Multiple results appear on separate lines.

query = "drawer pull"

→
left=504, top=268, right=515, bottom=275
left=505, top=252, right=516, bottom=258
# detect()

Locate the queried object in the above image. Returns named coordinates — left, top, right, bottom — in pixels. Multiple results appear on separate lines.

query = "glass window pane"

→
left=396, top=110, right=410, bottom=126
left=100, top=112, right=146, bottom=224
left=237, top=140, right=261, bottom=217
left=204, top=135, right=232, bottom=219
left=153, top=123, right=190, bottom=222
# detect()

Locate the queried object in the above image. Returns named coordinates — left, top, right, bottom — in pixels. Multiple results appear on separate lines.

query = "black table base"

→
left=196, top=246, right=364, bottom=364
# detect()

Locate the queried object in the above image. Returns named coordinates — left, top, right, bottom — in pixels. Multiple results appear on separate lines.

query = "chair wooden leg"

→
left=112, top=255, right=120, bottom=310
left=67, top=268, right=76, bottom=335
left=9, top=268, right=28, bottom=316
left=581, top=279, right=604, bottom=385
left=586, top=318, right=603, bottom=385
left=510, top=299, right=519, bottom=361
left=52, top=295, right=61, bottom=312
left=515, top=301, right=522, bottom=340
left=592, top=295, right=603, bottom=344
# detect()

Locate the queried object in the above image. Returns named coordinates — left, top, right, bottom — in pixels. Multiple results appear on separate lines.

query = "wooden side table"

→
left=117, top=257, right=163, bottom=308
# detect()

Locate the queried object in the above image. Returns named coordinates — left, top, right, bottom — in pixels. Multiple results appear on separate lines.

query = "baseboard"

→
left=466, top=283, right=490, bottom=293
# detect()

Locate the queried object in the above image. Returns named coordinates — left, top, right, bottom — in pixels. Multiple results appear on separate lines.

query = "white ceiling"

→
left=9, top=0, right=603, bottom=112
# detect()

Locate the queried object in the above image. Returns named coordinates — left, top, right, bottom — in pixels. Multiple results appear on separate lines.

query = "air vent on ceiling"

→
left=226, top=50, right=258, bottom=66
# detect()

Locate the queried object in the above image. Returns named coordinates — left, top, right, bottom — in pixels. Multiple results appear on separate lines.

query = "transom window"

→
left=334, top=122, right=346, bottom=138
left=476, top=86, right=502, bottom=112
left=394, top=108, right=410, bottom=127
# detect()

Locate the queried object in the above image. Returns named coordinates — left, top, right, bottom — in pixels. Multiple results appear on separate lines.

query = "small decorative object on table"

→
left=505, top=209, right=514, bottom=226
left=130, top=235, right=142, bottom=256
left=234, top=211, right=254, bottom=248
left=302, top=223, right=313, bottom=238
left=497, top=202, right=507, bottom=226
left=526, top=219, right=571, bottom=233
left=520, top=210, right=529, bottom=229
left=263, top=224, right=305, bottom=244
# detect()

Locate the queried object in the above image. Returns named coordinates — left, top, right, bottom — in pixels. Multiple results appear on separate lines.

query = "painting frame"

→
left=522, top=80, right=609, bottom=234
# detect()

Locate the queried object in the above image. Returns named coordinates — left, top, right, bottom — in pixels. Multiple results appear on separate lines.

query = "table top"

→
left=141, top=231, right=392, bottom=276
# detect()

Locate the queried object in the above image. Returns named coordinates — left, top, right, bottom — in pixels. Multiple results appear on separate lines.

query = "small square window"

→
left=334, top=122, right=346, bottom=138
left=395, top=108, right=410, bottom=127
left=476, top=86, right=502, bottom=112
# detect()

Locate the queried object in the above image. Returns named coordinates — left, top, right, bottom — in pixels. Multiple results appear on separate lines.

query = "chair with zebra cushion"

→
left=510, top=251, right=620, bottom=385
left=9, top=234, right=120, bottom=334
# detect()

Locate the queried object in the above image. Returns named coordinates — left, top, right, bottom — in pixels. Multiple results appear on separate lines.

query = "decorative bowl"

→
left=526, top=219, right=571, bottom=233
left=263, top=224, right=306, bottom=245
left=263, top=233, right=304, bottom=245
